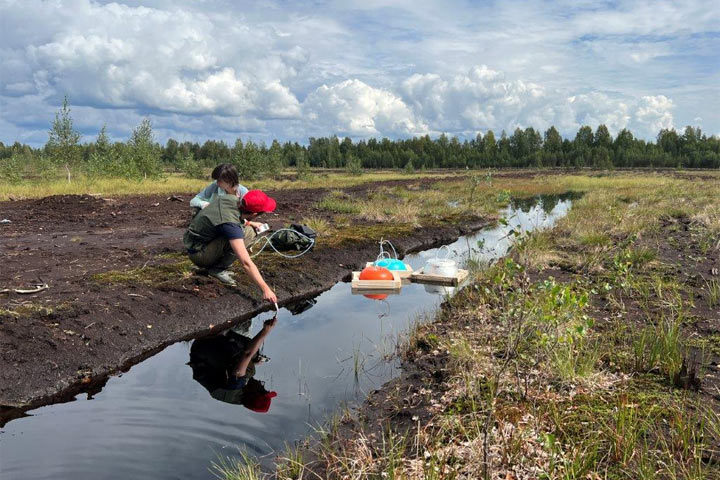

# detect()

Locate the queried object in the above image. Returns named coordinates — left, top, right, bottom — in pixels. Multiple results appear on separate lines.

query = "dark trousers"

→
left=188, top=227, right=257, bottom=273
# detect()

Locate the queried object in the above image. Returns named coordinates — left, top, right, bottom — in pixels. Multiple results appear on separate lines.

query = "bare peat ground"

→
left=0, top=176, right=494, bottom=423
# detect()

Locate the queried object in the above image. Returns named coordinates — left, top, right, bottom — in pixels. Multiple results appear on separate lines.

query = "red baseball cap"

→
left=242, top=190, right=276, bottom=213
left=242, top=390, right=277, bottom=413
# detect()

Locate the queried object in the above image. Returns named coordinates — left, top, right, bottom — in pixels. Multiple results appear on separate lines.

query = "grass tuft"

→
left=300, top=215, right=331, bottom=237
left=210, top=450, right=262, bottom=480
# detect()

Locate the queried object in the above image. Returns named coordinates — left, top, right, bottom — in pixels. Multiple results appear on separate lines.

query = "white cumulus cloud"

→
left=634, top=95, right=674, bottom=137
left=2, top=0, right=305, bottom=121
left=0, top=0, right=714, bottom=145
left=303, top=79, right=427, bottom=137
left=400, top=66, right=548, bottom=134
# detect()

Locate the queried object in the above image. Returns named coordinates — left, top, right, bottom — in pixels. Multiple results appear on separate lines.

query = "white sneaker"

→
left=208, top=270, right=237, bottom=286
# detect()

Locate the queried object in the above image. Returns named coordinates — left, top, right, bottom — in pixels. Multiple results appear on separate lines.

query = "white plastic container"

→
left=424, top=246, right=457, bottom=277
left=425, top=258, right=458, bottom=277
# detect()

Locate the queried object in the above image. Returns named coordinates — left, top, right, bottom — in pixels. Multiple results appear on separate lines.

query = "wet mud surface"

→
left=0, top=178, right=488, bottom=417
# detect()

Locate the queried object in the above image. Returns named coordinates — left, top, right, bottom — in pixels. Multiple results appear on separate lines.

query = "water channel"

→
left=0, top=194, right=575, bottom=479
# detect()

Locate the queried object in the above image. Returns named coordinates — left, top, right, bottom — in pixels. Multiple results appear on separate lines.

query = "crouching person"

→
left=183, top=189, right=278, bottom=304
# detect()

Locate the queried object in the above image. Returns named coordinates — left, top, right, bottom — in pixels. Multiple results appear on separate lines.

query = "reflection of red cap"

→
left=242, top=391, right=277, bottom=413
left=242, top=190, right=277, bottom=213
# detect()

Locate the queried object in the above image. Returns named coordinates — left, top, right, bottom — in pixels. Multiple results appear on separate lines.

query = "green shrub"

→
left=129, top=118, right=163, bottom=180
left=0, top=153, right=24, bottom=184
left=296, top=153, right=312, bottom=180
left=85, top=151, right=108, bottom=180
left=317, top=190, right=362, bottom=214
left=177, top=151, right=204, bottom=179
left=345, top=153, right=363, bottom=176
left=85, top=145, right=141, bottom=180
left=404, top=159, right=415, bottom=174
left=232, top=140, right=264, bottom=181
left=30, top=153, right=58, bottom=182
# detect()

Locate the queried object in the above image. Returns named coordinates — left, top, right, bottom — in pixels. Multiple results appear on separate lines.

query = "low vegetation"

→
left=0, top=168, right=467, bottom=201
left=92, top=256, right=195, bottom=287
left=212, top=172, right=720, bottom=479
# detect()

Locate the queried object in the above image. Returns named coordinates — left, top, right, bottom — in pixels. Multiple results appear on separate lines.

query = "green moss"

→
left=0, top=301, right=75, bottom=319
left=93, top=259, right=194, bottom=287
left=316, top=191, right=362, bottom=214
left=326, top=223, right=416, bottom=247
left=156, top=252, right=187, bottom=260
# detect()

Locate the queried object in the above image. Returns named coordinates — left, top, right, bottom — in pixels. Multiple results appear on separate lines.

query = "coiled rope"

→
left=249, top=228, right=315, bottom=259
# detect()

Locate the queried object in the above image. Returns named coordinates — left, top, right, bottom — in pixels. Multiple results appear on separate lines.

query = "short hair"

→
left=211, top=163, right=231, bottom=180
left=211, top=163, right=238, bottom=186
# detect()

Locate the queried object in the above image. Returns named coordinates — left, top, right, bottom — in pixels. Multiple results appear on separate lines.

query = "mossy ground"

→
left=92, top=257, right=195, bottom=287
left=0, top=300, right=77, bottom=320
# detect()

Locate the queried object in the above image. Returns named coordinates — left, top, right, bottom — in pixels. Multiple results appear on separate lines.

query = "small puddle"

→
left=0, top=194, right=576, bottom=479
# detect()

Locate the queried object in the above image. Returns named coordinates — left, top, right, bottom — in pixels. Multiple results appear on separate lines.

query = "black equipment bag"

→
left=269, top=224, right=317, bottom=251
left=290, top=224, right=317, bottom=240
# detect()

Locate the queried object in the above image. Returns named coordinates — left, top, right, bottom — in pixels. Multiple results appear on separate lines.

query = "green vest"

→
left=183, top=195, right=241, bottom=252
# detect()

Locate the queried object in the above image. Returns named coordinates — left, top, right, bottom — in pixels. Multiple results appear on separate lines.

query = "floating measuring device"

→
left=351, top=267, right=402, bottom=290
left=366, top=239, right=413, bottom=278
left=410, top=268, right=469, bottom=286
left=365, top=261, right=413, bottom=279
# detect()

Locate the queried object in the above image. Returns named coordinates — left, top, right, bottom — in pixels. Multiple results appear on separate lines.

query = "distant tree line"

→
left=1, top=98, right=718, bottom=184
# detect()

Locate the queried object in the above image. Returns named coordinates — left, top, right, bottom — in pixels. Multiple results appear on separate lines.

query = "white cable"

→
left=249, top=228, right=316, bottom=259
left=378, top=238, right=398, bottom=260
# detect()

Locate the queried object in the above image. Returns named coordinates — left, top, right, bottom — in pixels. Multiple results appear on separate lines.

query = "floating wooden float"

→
left=410, top=268, right=469, bottom=286
left=350, top=287, right=401, bottom=297
left=351, top=271, right=402, bottom=290
left=364, top=262, right=414, bottom=279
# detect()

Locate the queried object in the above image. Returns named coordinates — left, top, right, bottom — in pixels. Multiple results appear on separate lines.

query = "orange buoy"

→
left=363, top=293, right=389, bottom=301
left=359, top=266, right=394, bottom=281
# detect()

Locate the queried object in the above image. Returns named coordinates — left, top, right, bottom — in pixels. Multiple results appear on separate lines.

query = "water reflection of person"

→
left=189, top=317, right=277, bottom=412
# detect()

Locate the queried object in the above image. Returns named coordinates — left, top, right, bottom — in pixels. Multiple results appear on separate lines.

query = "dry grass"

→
left=301, top=216, right=332, bottom=236
left=0, top=169, right=465, bottom=201
left=356, top=200, right=422, bottom=227
left=692, top=203, right=720, bottom=234
left=0, top=174, right=210, bottom=200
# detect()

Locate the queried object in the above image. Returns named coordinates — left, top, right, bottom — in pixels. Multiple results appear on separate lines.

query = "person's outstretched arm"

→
left=233, top=317, right=276, bottom=377
left=189, top=194, right=210, bottom=209
left=229, top=238, right=278, bottom=304
left=190, top=182, right=218, bottom=209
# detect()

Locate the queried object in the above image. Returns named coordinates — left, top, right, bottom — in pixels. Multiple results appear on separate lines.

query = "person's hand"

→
left=248, top=221, right=262, bottom=229
left=263, top=317, right=277, bottom=330
left=262, top=287, right=277, bottom=304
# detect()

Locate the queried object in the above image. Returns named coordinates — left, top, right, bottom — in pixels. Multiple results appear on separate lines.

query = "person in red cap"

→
left=189, top=317, right=278, bottom=412
left=241, top=382, right=277, bottom=413
left=183, top=188, right=278, bottom=303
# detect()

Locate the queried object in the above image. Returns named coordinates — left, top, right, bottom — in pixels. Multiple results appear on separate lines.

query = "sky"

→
left=1, top=0, right=719, bottom=147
